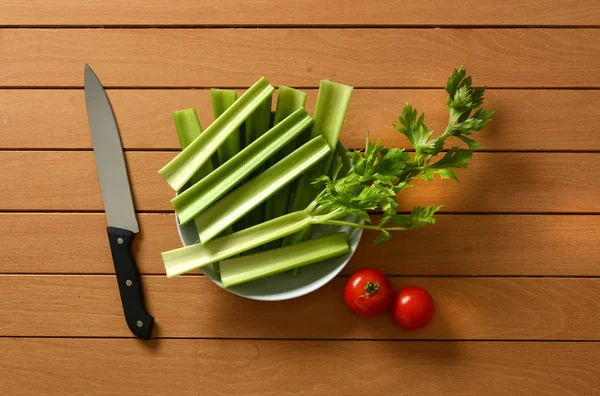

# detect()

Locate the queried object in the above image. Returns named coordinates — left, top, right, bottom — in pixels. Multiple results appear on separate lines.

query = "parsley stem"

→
left=319, top=219, right=408, bottom=232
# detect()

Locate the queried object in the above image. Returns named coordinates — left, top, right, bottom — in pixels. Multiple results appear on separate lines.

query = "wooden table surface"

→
left=2, top=1, right=600, bottom=395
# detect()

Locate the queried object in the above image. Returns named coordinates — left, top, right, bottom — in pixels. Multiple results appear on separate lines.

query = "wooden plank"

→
left=2, top=340, right=599, bottom=396
left=2, top=339, right=598, bottom=396
left=1, top=29, right=599, bottom=88
left=1, top=0, right=599, bottom=26
left=2, top=213, right=599, bottom=276
left=2, top=89, right=600, bottom=151
left=398, top=152, right=600, bottom=213
left=1, top=275, right=599, bottom=339
left=353, top=214, right=600, bottom=276
left=2, top=152, right=600, bottom=213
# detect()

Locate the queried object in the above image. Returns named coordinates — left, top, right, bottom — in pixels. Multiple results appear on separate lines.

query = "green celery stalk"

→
left=173, top=109, right=201, bottom=152
left=172, top=108, right=313, bottom=225
left=172, top=108, right=214, bottom=188
left=195, top=135, right=331, bottom=243
left=209, top=91, right=242, bottom=256
left=263, top=87, right=308, bottom=241
left=220, top=233, right=349, bottom=288
left=282, top=80, right=353, bottom=248
left=172, top=108, right=219, bottom=271
left=273, top=86, right=308, bottom=125
left=159, top=77, right=274, bottom=191
left=211, top=89, right=240, bottom=167
left=163, top=211, right=313, bottom=278
left=305, top=80, right=352, bottom=171
left=245, top=95, right=273, bottom=147
left=172, top=109, right=214, bottom=186
left=241, top=94, right=273, bottom=230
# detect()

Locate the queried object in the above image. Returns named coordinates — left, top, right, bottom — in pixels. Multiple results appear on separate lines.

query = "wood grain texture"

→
left=2, top=339, right=598, bottom=396
left=1, top=0, right=599, bottom=26
left=1, top=29, right=599, bottom=87
left=2, top=213, right=599, bottom=276
left=2, top=151, right=600, bottom=212
left=2, top=276, right=600, bottom=339
left=2, top=89, right=600, bottom=150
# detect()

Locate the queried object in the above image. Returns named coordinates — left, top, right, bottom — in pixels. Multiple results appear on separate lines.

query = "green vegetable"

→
left=273, top=86, right=308, bottom=125
left=219, top=232, right=350, bottom=288
left=211, top=89, right=240, bottom=168
left=172, top=109, right=213, bottom=186
left=282, top=80, right=353, bottom=248
left=172, top=108, right=313, bottom=225
left=163, top=202, right=435, bottom=277
left=162, top=65, right=494, bottom=278
left=171, top=109, right=214, bottom=252
left=164, top=211, right=312, bottom=278
left=245, top=94, right=273, bottom=148
left=210, top=89, right=245, bottom=234
left=241, top=94, right=273, bottom=230
left=263, top=87, right=308, bottom=240
left=195, top=135, right=332, bottom=243
left=159, top=77, right=274, bottom=191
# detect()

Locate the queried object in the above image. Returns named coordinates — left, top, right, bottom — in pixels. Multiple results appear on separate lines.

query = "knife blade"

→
left=84, top=64, right=154, bottom=339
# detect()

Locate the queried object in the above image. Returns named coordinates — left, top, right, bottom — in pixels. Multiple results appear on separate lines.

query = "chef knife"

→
left=84, top=64, right=154, bottom=339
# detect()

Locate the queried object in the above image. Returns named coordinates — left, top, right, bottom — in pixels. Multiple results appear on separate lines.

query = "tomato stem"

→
left=362, top=282, right=380, bottom=297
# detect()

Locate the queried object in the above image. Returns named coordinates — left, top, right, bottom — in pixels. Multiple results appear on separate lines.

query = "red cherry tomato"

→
left=390, top=286, right=435, bottom=330
left=344, top=269, right=393, bottom=317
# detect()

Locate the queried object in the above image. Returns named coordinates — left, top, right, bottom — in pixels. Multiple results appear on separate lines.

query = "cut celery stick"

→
left=273, top=86, right=308, bottom=125
left=210, top=90, right=243, bottom=233
left=172, top=108, right=313, bottom=225
left=211, top=89, right=240, bottom=167
left=172, top=108, right=219, bottom=271
left=290, top=80, right=353, bottom=209
left=263, top=87, right=308, bottom=232
left=220, top=232, right=350, bottom=288
left=163, top=211, right=313, bottom=278
left=159, top=77, right=274, bottom=191
left=173, top=108, right=202, bottom=150
left=282, top=80, right=353, bottom=248
left=241, top=94, right=273, bottom=230
left=195, top=135, right=331, bottom=243
left=245, top=95, right=272, bottom=147
left=173, top=109, right=214, bottom=187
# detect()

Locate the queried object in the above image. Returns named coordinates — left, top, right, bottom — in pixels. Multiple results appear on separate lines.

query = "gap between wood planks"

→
left=1, top=273, right=600, bottom=278
left=1, top=336, right=600, bottom=342
left=1, top=25, right=600, bottom=29
left=2, top=149, right=600, bottom=153
left=3, top=86, right=600, bottom=90
left=4, top=149, right=600, bottom=154
left=3, top=210, right=600, bottom=215
left=3, top=210, right=600, bottom=218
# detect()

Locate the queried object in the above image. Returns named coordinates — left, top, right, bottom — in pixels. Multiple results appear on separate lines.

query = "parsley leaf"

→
left=394, top=104, right=435, bottom=155
left=306, top=65, right=493, bottom=246
left=444, top=65, right=495, bottom=146
left=430, top=147, right=472, bottom=169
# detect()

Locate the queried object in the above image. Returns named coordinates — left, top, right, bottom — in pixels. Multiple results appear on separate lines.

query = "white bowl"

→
left=176, top=143, right=363, bottom=301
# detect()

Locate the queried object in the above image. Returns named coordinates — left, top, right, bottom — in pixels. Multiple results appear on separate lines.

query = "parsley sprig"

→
left=306, top=65, right=495, bottom=245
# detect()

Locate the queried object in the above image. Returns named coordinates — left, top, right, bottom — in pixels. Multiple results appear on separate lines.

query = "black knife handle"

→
left=107, top=226, right=154, bottom=339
